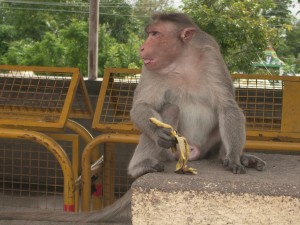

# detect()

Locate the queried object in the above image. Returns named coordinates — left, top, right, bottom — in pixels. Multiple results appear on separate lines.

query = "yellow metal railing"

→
left=81, top=133, right=139, bottom=211
left=0, top=129, right=75, bottom=211
left=81, top=68, right=300, bottom=211
left=232, top=74, right=300, bottom=144
left=93, top=69, right=300, bottom=143
left=0, top=65, right=96, bottom=212
left=92, top=68, right=141, bottom=133
left=0, top=65, right=93, bottom=129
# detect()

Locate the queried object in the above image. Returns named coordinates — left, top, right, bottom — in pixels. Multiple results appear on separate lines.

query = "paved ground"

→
left=0, top=152, right=299, bottom=225
left=133, top=152, right=300, bottom=198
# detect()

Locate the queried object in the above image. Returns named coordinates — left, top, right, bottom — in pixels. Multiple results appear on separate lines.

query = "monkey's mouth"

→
left=143, top=58, right=153, bottom=65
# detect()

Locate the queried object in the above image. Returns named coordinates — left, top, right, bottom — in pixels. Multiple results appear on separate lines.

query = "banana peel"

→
left=149, top=117, right=197, bottom=175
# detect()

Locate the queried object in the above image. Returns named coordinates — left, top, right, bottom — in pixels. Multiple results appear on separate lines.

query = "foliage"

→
left=0, top=0, right=88, bottom=41
left=276, top=19, right=300, bottom=74
left=0, top=0, right=143, bottom=77
left=0, top=19, right=142, bottom=77
left=181, top=0, right=293, bottom=73
left=104, top=32, right=143, bottom=69
left=59, top=20, right=89, bottom=74
left=285, top=21, right=300, bottom=58
left=0, top=0, right=299, bottom=77
left=286, top=24, right=300, bottom=74
left=98, top=24, right=143, bottom=76
left=264, top=0, right=294, bottom=26
left=132, top=0, right=177, bottom=25
left=0, top=25, right=16, bottom=56
left=100, top=0, right=140, bottom=43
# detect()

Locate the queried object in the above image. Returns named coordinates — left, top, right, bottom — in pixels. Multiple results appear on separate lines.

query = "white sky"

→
left=290, top=0, right=300, bottom=18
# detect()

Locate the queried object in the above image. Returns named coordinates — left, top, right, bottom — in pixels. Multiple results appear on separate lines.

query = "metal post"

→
left=88, top=0, right=99, bottom=80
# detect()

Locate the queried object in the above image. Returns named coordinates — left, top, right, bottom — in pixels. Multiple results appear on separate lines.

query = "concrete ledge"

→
left=131, top=153, right=300, bottom=225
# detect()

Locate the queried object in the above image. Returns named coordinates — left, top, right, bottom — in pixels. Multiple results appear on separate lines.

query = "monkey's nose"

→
left=140, top=46, right=144, bottom=51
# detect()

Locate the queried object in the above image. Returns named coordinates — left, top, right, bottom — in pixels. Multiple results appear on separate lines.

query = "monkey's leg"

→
left=128, top=104, right=180, bottom=178
left=218, top=143, right=246, bottom=174
left=240, top=153, right=267, bottom=171
left=218, top=105, right=247, bottom=174
left=128, top=134, right=165, bottom=178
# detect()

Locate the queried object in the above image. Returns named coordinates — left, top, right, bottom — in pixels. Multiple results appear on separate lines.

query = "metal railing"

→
left=0, top=65, right=95, bottom=212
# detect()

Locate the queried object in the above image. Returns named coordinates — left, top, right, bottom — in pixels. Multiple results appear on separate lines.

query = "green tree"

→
left=60, top=19, right=89, bottom=75
left=1, top=33, right=66, bottom=66
left=0, top=0, right=143, bottom=77
left=182, top=0, right=292, bottom=73
left=264, top=0, right=299, bottom=74
left=0, top=25, right=16, bottom=56
left=104, top=32, right=143, bottom=69
left=0, top=0, right=88, bottom=41
left=1, top=20, right=142, bottom=77
left=278, top=20, right=300, bottom=74
left=98, top=24, right=143, bottom=76
left=278, top=20, right=300, bottom=58
left=0, top=0, right=90, bottom=67
left=132, top=0, right=177, bottom=25
left=100, top=0, right=140, bottom=43
left=264, top=0, right=293, bottom=25
left=286, top=21, right=300, bottom=58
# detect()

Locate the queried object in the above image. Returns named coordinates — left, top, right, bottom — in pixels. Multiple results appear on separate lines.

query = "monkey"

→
left=0, top=12, right=266, bottom=223
left=127, top=12, right=266, bottom=177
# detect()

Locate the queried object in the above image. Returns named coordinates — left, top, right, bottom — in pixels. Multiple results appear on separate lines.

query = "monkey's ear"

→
left=180, top=27, right=197, bottom=42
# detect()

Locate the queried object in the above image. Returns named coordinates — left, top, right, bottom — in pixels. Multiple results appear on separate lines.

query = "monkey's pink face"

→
left=140, top=22, right=182, bottom=72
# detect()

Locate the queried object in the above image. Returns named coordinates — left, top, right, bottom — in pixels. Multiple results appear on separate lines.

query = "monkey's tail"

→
left=83, top=189, right=132, bottom=223
left=0, top=189, right=132, bottom=223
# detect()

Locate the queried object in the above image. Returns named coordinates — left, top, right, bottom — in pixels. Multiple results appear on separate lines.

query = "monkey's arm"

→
left=131, top=101, right=177, bottom=149
left=131, top=100, right=162, bottom=135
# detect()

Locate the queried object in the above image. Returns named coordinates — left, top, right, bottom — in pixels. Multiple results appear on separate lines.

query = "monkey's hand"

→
left=156, top=127, right=178, bottom=149
left=149, top=117, right=177, bottom=149
left=149, top=117, right=197, bottom=175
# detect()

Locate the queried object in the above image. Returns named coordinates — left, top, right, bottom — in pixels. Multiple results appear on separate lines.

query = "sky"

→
left=290, top=0, right=300, bottom=18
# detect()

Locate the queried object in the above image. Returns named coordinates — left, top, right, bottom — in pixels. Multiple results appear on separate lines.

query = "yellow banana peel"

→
left=149, top=117, right=197, bottom=175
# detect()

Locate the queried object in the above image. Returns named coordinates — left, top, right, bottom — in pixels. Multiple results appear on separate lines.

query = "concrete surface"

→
left=131, top=153, right=300, bottom=225
left=0, top=205, right=131, bottom=225
left=0, top=153, right=299, bottom=225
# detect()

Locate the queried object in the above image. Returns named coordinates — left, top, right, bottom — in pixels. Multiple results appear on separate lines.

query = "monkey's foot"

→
left=128, top=158, right=165, bottom=178
left=222, top=157, right=246, bottom=174
left=240, top=154, right=267, bottom=171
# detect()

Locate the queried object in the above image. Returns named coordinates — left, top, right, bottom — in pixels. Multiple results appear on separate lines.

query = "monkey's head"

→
left=140, top=13, right=198, bottom=73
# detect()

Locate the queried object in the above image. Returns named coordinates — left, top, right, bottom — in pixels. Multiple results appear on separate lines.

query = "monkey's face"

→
left=140, top=22, right=183, bottom=72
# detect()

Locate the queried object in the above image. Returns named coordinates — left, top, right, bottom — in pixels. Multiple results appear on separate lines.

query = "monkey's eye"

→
left=149, top=31, right=159, bottom=37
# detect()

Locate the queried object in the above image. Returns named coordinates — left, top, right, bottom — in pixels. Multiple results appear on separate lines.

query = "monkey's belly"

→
left=174, top=145, right=201, bottom=161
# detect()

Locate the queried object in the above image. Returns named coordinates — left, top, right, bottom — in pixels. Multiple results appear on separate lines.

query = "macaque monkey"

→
left=0, top=12, right=266, bottom=223
left=128, top=13, right=266, bottom=177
